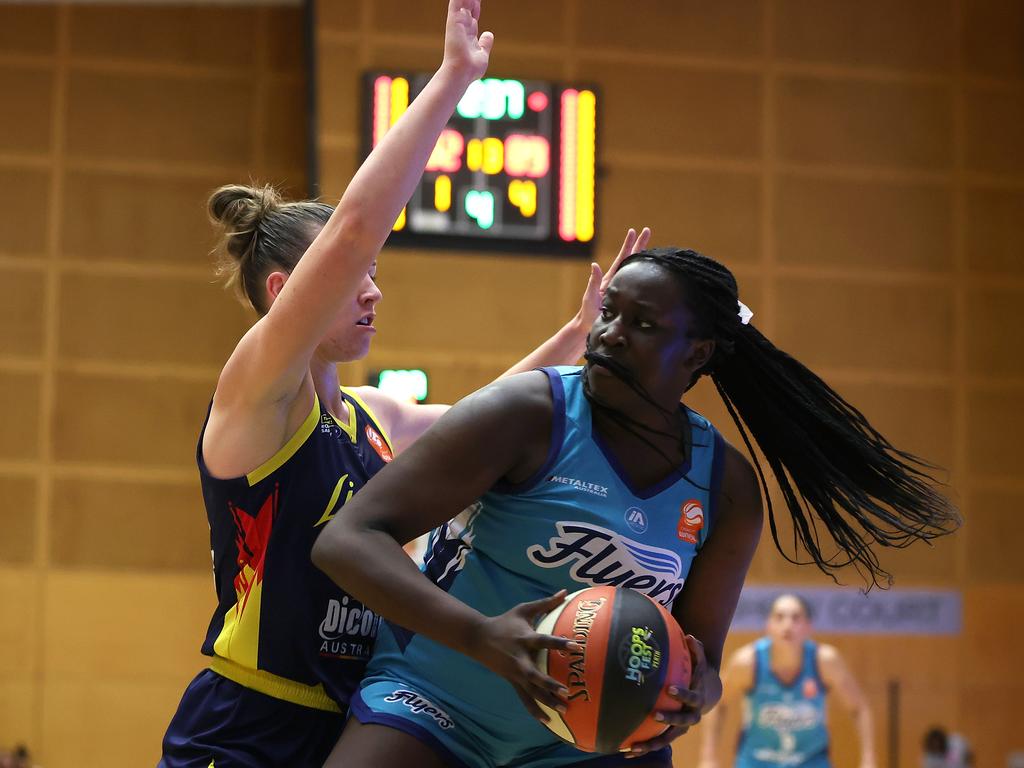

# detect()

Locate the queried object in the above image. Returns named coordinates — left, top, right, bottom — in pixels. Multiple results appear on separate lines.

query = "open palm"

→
left=578, top=226, right=652, bottom=329
left=443, top=0, right=494, bottom=81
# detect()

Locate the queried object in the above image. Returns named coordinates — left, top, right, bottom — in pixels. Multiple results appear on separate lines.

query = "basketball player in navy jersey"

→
left=313, top=249, right=956, bottom=767
left=158, top=3, right=651, bottom=766
left=698, top=594, right=876, bottom=768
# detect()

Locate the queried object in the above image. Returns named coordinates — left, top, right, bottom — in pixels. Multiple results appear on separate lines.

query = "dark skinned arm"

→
left=311, top=370, right=577, bottom=719
left=625, top=442, right=764, bottom=759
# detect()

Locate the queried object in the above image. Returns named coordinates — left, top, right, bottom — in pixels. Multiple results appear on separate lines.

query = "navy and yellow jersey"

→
left=198, top=387, right=395, bottom=713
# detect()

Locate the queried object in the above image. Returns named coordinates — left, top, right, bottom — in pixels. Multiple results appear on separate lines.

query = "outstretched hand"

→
left=578, top=226, right=652, bottom=329
left=443, top=0, right=494, bottom=81
left=626, top=634, right=716, bottom=758
left=466, top=590, right=579, bottom=722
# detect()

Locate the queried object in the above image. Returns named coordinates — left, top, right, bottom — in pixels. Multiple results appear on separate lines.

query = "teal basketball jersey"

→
left=357, top=366, right=726, bottom=765
left=736, top=638, right=830, bottom=767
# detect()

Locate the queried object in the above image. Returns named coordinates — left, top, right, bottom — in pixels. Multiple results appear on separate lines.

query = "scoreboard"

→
left=364, top=72, right=598, bottom=255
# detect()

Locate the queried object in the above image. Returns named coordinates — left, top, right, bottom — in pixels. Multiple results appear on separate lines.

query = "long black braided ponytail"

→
left=585, top=247, right=960, bottom=588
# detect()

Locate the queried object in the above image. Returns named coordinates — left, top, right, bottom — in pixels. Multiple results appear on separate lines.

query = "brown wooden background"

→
left=0, top=1, right=1021, bottom=765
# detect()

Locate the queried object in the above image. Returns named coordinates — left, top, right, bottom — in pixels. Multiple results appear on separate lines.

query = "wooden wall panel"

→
left=577, top=0, right=764, bottom=59
left=776, top=77, right=954, bottom=170
left=966, top=286, right=1024, bottom=376
left=57, top=273, right=251, bottom=367
left=774, top=176, right=953, bottom=271
left=0, top=6, right=56, bottom=55
left=964, top=85, right=1024, bottom=175
left=370, top=250, right=569, bottom=356
left=0, top=67, right=54, bottom=154
left=49, top=478, right=209, bottom=571
left=318, top=0, right=361, bottom=35
left=964, top=490, right=1024, bottom=583
left=962, top=0, right=1024, bottom=79
left=0, top=372, right=41, bottom=460
left=966, top=187, right=1024, bottom=274
left=601, top=167, right=762, bottom=265
left=1, top=271, right=46, bottom=357
left=0, top=168, right=50, bottom=257
left=577, top=61, right=763, bottom=159
left=40, top=573, right=212, bottom=767
left=51, top=373, right=214, bottom=467
left=774, top=0, right=955, bottom=72
left=0, top=478, right=37, bottom=565
left=65, top=71, right=255, bottom=166
left=60, top=172, right=224, bottom=265
left=967, top=388, right=1024, bottom=478
left=773, top=279, right=955, bottom=373
left=68, top=6, right=257, bottom=66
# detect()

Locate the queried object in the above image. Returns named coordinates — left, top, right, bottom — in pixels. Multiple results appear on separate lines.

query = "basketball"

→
left=534, top=586, right=692, bottom=753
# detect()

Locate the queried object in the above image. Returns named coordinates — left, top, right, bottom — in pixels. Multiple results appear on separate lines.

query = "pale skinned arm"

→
left=207, top=1, right=492, bottom=424
left=202, top=0, right=492, bottom=478
left=697, top=644, right=757, bottom=768
left=819, top=644, right=877, bottom=768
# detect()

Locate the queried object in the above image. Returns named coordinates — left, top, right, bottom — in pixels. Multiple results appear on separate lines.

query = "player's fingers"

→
left=602, top=229, right=636, bottom=290
left=521, top=663, right=569, bottom=711
left=524, top=631, right=581, bottom=654
left=632, top=226, right=651, bottom=253
left=667, top=683, right=702, bottom=710
left=655, top=704, right=702, bottom=728
left=620, top=227, right=637, bottom=253
left=686, top=634, right=706, bottom=657
left=614, top=228, right=637, bottom=263
left=625, top=726, right=687, bottom=758
left=582, top=263, right=601, bottom=300
left=517, top=589, right=567, bottom=619
left=513, top=683, right=551, bottom=722
left=478, top=30, right=494, bottom=54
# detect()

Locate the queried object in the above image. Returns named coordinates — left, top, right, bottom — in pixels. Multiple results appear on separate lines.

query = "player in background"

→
left=698, top=594, right=876, bottom=768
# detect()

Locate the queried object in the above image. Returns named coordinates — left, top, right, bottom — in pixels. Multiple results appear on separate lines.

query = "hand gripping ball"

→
left=534, top=586, right=692, bottom=753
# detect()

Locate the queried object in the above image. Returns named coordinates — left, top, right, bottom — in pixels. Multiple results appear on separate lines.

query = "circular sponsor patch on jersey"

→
left=677, top=499, right=704, bottom=543
left=624, top=506, right=648, bottom=534
left=365, top=424, right=393, bottom=463
left=803, top=678, right=819, bottom=699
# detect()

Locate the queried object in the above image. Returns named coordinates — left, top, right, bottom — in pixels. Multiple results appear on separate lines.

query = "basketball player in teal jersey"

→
left=313, top=249, right=958, bottom=767
left=159, top=3, right=653, bottom=766
left=698, top=594, right=876, bottom=768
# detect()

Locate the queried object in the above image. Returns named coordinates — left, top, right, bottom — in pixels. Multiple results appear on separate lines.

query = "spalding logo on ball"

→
left=534, top=586, right=692, bottom=753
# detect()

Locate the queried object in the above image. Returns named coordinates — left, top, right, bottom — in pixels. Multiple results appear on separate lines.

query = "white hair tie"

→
left=737, top=301, right=754, bottom=325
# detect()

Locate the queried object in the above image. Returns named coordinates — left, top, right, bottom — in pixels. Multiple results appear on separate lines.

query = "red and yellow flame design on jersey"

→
left=213, top=485, right=279, bottom=667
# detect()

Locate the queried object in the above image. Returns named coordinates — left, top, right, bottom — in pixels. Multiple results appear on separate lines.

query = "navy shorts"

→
left=352, top=677, right=673, bottom=768
left=159, top=669, right=345, bottom=768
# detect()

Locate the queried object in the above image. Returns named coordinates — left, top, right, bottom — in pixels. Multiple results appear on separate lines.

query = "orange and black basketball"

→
left=534, top=586, right=692, bottom=753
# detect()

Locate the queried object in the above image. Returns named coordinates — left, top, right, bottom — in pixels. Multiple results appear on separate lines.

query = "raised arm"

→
left=311, top=372, right=577, bottom=718
left=219, top=0, right=493, bottom=409
left=626, top=442, right=763, bottom=758
left=819, top=645, right=877, bottom=768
